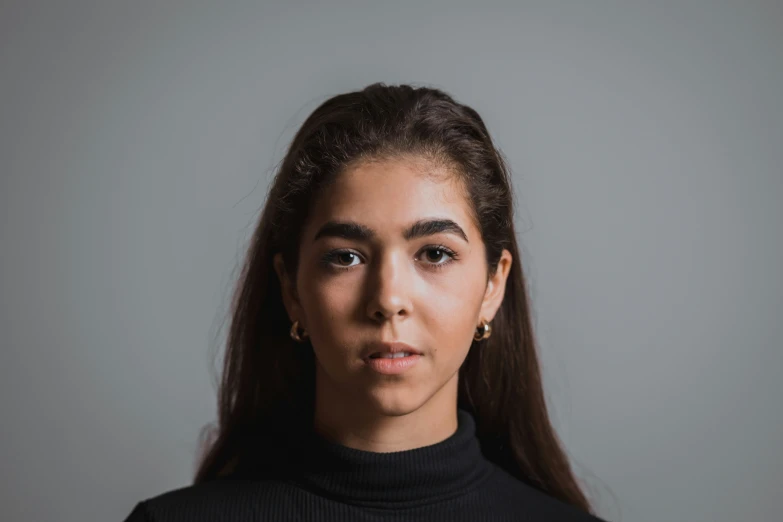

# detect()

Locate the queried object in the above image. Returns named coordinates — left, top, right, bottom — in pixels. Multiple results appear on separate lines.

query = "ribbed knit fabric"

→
left=122, top=409, right=606, bottom=521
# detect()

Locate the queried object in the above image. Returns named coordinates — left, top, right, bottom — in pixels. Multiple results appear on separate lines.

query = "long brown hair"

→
left=194, top=82, right=597, bottom=516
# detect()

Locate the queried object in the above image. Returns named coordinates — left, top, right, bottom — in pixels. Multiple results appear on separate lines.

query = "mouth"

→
left=362, top=341, right=423, bottom=361
left=369, top=352, right=418, bottom=359
left=370, top=352, right=418, bottom=359
left=362, top=341, right=423, bottom=375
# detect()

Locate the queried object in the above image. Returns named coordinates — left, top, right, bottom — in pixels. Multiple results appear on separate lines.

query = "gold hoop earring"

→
left=290, top=320, right=309, bottom=342
left=473, top=319, right=492, bottom=341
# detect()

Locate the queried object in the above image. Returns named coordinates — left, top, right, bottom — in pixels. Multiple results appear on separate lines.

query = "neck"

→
left=283, top=407, right=495, bottom=508
left=312, top=362, right=460, bottom=452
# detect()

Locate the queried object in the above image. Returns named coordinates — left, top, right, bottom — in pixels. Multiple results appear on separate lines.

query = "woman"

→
left=123, top=83, right=607, bottom=521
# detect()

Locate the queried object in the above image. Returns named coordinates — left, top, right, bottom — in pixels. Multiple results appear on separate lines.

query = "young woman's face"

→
left=275, top=157, right=511, bottom=417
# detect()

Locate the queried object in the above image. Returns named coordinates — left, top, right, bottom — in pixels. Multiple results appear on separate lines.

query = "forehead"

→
left=306, top=157, right=477, bottom=239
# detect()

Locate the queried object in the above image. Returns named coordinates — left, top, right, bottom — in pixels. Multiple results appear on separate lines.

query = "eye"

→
left=320, top=245, right=459, bottom=272
left=319, top=249, right=364, bottom=271
left=328, top=251, right=361, bottom=268
left=418, top=245, right=458, bottom=270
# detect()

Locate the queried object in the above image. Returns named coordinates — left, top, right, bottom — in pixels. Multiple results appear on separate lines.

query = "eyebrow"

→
left=313, top=218, right=469, bottom=243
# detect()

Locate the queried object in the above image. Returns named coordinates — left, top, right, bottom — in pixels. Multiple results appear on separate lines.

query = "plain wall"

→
left=1, top=1, right=781, bottom=521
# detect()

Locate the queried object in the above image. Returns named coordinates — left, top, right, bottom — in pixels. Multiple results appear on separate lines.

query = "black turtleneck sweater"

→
left=123, top=409, right=606, bottom=521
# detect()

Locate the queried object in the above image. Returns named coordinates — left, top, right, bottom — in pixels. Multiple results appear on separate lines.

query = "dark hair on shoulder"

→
left=194, top=82, right=597, bottom=516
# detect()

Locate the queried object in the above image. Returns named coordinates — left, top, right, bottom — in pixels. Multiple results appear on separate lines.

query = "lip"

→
left=361, top=341, right=423, bottom=375
left=361, top=341, right=423, bottom=360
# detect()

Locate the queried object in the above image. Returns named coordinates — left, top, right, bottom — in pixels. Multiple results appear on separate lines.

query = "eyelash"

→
left=320, top=245, right=459, bottom=273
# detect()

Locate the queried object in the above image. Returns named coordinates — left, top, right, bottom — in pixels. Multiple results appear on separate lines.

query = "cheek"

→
left=297, top=273, right=357, bottom=343
left=423, top=296, right=481, bottom=349
left=417, top=272, right=486, bottom=352
left=429, top=266, right=485, bottom=314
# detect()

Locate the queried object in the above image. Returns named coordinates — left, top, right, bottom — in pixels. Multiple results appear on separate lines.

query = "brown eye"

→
left=425, top=249, right=446, bottom=263
left=421, top=246, right=459, bottom=266
left=336, top=252, right=358, bottom=266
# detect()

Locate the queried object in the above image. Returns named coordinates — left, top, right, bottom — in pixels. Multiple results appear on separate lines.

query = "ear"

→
left=273, top=252, right=303, bottom=324
left=479, top=249, right=513, bottom=324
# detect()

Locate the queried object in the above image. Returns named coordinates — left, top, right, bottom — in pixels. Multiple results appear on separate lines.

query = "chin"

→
left=363, top=387, right=428, bottom=417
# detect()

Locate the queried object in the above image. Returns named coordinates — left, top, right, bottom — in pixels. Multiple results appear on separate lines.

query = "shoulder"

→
left=122, top=476, right=291, bottom=522
left=477, top=464, right=608, bottom=522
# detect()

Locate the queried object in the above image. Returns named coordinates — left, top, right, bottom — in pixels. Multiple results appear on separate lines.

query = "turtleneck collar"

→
left=281, top=408, right=495, bottom=508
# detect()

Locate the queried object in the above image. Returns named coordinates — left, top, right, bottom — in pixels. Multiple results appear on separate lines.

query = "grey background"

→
left=1, top=1, right=781, bottom=521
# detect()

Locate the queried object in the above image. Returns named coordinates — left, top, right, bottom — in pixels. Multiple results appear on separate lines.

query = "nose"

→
left=365, top=251, right=413, bottom=322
